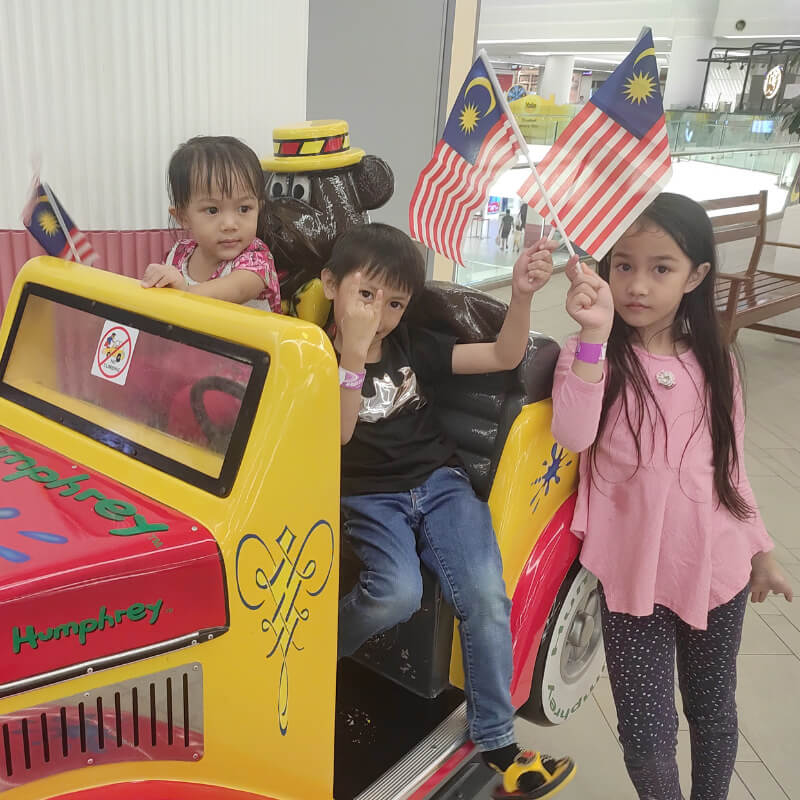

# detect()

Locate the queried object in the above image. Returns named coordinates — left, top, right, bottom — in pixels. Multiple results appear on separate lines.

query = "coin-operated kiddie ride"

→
left=0, top=121, right=604, bottom=800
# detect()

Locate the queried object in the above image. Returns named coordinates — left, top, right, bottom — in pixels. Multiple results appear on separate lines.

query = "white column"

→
left=539, top=55, right=575, bottom=104
left=662, top=36, right=716, bottom=110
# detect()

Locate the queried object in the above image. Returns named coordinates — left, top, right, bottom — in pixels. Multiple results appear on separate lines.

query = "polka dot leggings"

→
left=599, top=584, right=749, bottom=800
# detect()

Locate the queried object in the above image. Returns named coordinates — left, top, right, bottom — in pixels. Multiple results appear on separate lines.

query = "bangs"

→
left=362, top=262, right=416, bottom=295
left=169, top=136, right=265, bottom=210
left=189, top=156, right=260, bottom=201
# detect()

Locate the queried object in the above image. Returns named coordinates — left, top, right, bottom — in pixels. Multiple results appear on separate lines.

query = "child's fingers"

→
left=530, top=238, right=560, bottom=253
left=371, top=288, right=385, bottom=319
left=571, top=290, right=596, bottom=309
left=751, top=589, right=766, bottom=603
left=570, top=276, right=601, bottom=301
left=780, top=585, right=794, bottom=602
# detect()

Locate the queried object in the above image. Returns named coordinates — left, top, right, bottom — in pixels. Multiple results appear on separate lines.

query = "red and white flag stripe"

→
left=60, top=230, right=99, bottom=265
left=410, top=118, right=521, bottom=264
left=518, top=103, right=672, bottom=260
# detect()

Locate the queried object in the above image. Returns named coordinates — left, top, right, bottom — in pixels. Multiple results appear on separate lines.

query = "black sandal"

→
left=491, top=750, right=577, bottom=799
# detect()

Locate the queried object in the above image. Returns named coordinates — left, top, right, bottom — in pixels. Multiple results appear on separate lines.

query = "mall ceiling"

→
left=478, top=0, right=799, bottom=75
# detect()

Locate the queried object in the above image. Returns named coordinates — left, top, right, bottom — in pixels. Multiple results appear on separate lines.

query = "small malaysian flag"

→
left=22, top=180, right=99, bottom=265
left=409, top=54, right=523, bottom=264
left=518, top=29, right=672, bottom=261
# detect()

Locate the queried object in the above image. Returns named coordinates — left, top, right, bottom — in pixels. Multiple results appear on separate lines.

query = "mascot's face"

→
left=262, top=156, right=394, bottom=301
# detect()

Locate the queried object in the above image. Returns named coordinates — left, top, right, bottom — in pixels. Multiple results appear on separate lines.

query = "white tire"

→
left=519, top=561, right=606, bottom=726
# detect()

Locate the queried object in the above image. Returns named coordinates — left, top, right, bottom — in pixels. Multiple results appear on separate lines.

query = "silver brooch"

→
left=656, top=370, right=676, bottom=389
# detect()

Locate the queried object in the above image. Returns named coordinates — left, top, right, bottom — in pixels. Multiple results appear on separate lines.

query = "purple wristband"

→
left=339, top=366, right=365, bottom=390
left=574, top=341, right=607, bottom=364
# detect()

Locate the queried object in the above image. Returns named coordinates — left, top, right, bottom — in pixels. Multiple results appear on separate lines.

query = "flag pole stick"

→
left=478, top=49, right=577, bottom=260
left=42, top=181, right=82, bottom=263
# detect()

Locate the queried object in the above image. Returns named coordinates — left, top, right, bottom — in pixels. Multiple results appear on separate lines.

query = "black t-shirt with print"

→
left=341, top=323, right=458, bottom=496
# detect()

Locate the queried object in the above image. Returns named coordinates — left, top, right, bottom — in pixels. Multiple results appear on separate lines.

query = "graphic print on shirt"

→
left=359, top=366, right=426, bottom=423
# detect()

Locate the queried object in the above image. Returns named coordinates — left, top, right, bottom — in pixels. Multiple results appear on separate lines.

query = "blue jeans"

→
left=339, top=466, right=515, bottom=750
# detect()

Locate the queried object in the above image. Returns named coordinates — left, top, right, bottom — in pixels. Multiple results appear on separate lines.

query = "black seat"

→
left=342, top=282, right=560, bottom=697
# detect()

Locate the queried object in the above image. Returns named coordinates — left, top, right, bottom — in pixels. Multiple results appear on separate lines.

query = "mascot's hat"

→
left=261, top=119, right=365, bottom=172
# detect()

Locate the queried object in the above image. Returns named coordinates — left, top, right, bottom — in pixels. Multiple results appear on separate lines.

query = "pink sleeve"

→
left=732, top=360, right=773, bottom=549
left=233, top=243, right=282, bottom=313
left=551, top=336, right=607, bottom=453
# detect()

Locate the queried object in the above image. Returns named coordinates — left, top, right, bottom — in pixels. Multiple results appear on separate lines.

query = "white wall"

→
left=713, top=0, right=800, bottom=38
left=0, top=0, right=309, bottom=230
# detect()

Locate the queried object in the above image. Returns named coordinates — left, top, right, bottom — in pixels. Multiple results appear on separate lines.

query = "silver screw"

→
left=191, top=526, right=198, bottom=531
left=191, top=639, right=198, bottom=646
left=193, top=664, right=199, bottom=671
left=71, top=465, right=78, bottom=470
left=87, top=758, right=94, bottom=765
left=192, top=752, right=200, bottom=760
left=84, top=692, right=90, bottom=698
left=207, top=634, right=214, bottom=640
left=86, top=667, right=93, bottom=674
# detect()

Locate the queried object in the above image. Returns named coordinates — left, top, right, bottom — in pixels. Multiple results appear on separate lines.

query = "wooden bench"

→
left=701, top=191, right=800, bottom=342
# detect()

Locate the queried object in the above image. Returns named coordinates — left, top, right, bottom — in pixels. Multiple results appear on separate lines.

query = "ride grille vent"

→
left=0, top=664, right=204, bottom=792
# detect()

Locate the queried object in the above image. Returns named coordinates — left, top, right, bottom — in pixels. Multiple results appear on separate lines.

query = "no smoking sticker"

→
left=91, top=321, right=140, bottom=385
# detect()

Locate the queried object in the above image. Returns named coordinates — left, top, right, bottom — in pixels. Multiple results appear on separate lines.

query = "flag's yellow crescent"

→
left=465, top=77, right=496, bottom=115
left=634, top=47, right=656, bottom=65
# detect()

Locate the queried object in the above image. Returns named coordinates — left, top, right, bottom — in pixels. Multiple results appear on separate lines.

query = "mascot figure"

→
left=261, top=120, right=394, bottom=326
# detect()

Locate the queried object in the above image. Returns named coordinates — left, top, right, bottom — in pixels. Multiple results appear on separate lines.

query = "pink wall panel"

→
left=0, top=229, right=176, bottom=316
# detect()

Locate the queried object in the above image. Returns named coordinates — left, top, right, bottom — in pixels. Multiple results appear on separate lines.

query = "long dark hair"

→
left=592, top=192, right=752, bottom=519
left=167, top=135, right=268, bottom=242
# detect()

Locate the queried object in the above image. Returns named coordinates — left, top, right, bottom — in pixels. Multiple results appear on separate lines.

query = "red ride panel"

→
left=0, top=427, right=227, bottom=690
left=509, top=493, right=580, bottom=708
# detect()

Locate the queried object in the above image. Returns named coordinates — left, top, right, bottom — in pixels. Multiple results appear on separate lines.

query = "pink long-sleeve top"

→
left=552, top=336, right=772, bottom=629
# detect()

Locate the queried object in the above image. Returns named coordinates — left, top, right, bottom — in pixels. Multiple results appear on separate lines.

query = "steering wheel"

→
left=189, top=376, right=246, bottom=450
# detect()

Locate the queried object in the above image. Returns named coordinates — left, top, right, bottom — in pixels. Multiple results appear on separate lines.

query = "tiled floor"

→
left=490, top=275, right=800, bottom=800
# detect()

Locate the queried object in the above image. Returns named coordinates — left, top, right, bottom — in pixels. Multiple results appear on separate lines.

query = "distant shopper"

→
left=498, top=210, right=513, bottom=251
left=512, top=220, right=525, bottom=253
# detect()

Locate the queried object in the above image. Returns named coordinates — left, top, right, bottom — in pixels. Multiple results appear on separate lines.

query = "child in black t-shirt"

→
left=321, top=223, right=578, bottom=800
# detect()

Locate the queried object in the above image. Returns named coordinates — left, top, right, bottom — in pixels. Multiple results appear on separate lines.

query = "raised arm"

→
left=451, top=239, right=560, bottom=375
left=551, top=260, right=614, bottom=453
left=335, top=273, right=384, bottom=445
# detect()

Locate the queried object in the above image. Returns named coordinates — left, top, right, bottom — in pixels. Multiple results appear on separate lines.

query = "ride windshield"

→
left=0, top=285, right=269, bottom=496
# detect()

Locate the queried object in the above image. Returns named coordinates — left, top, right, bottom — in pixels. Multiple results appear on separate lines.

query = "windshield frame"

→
left=0, top=282, right=270, bottom=497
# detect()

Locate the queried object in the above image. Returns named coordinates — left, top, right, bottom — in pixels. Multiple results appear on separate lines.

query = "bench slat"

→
left=701, top=194, right=762, bottom=211
left=708, top=210, right=762, bottom=229
left=715, top=278, right=800, bottom=313
left=713, top=224, right=762, bottom=244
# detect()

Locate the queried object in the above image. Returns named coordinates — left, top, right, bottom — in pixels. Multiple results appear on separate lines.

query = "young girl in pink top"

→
left=141, top=136, right=281, bottom=312
left=551, top=193, right=793, bottom=800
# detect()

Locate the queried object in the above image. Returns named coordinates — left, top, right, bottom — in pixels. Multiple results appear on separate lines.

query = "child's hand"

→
left=511, top=239, right=558, bottom=299
left=141, top=263, right=188, bottom=291
left=338, top=272, right=384, bottom=359
left=565, top=257, right=614, bottom=338
left=750, top=551, right=794, bottom=602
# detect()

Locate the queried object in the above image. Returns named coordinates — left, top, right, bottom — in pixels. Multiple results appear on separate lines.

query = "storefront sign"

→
left=764, top=65, right=783, bottom=99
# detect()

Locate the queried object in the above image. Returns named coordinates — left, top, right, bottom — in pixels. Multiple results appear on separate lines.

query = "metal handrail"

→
left=672, top=143, right=800, bottom=158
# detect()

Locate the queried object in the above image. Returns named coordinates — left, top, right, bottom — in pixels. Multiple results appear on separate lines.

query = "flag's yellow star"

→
left=37, top=210, right=60, bottom=236
left=459, top=102, right=480, bottom=134
left=624, top=71, right=656, bottom=104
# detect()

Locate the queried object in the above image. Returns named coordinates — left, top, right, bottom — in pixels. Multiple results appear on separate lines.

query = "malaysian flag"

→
left=409, top=54, right=523, bottom=264
left=22, top=180, right=99, bottom=265
left=518, top=29, right=672, bottom=261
